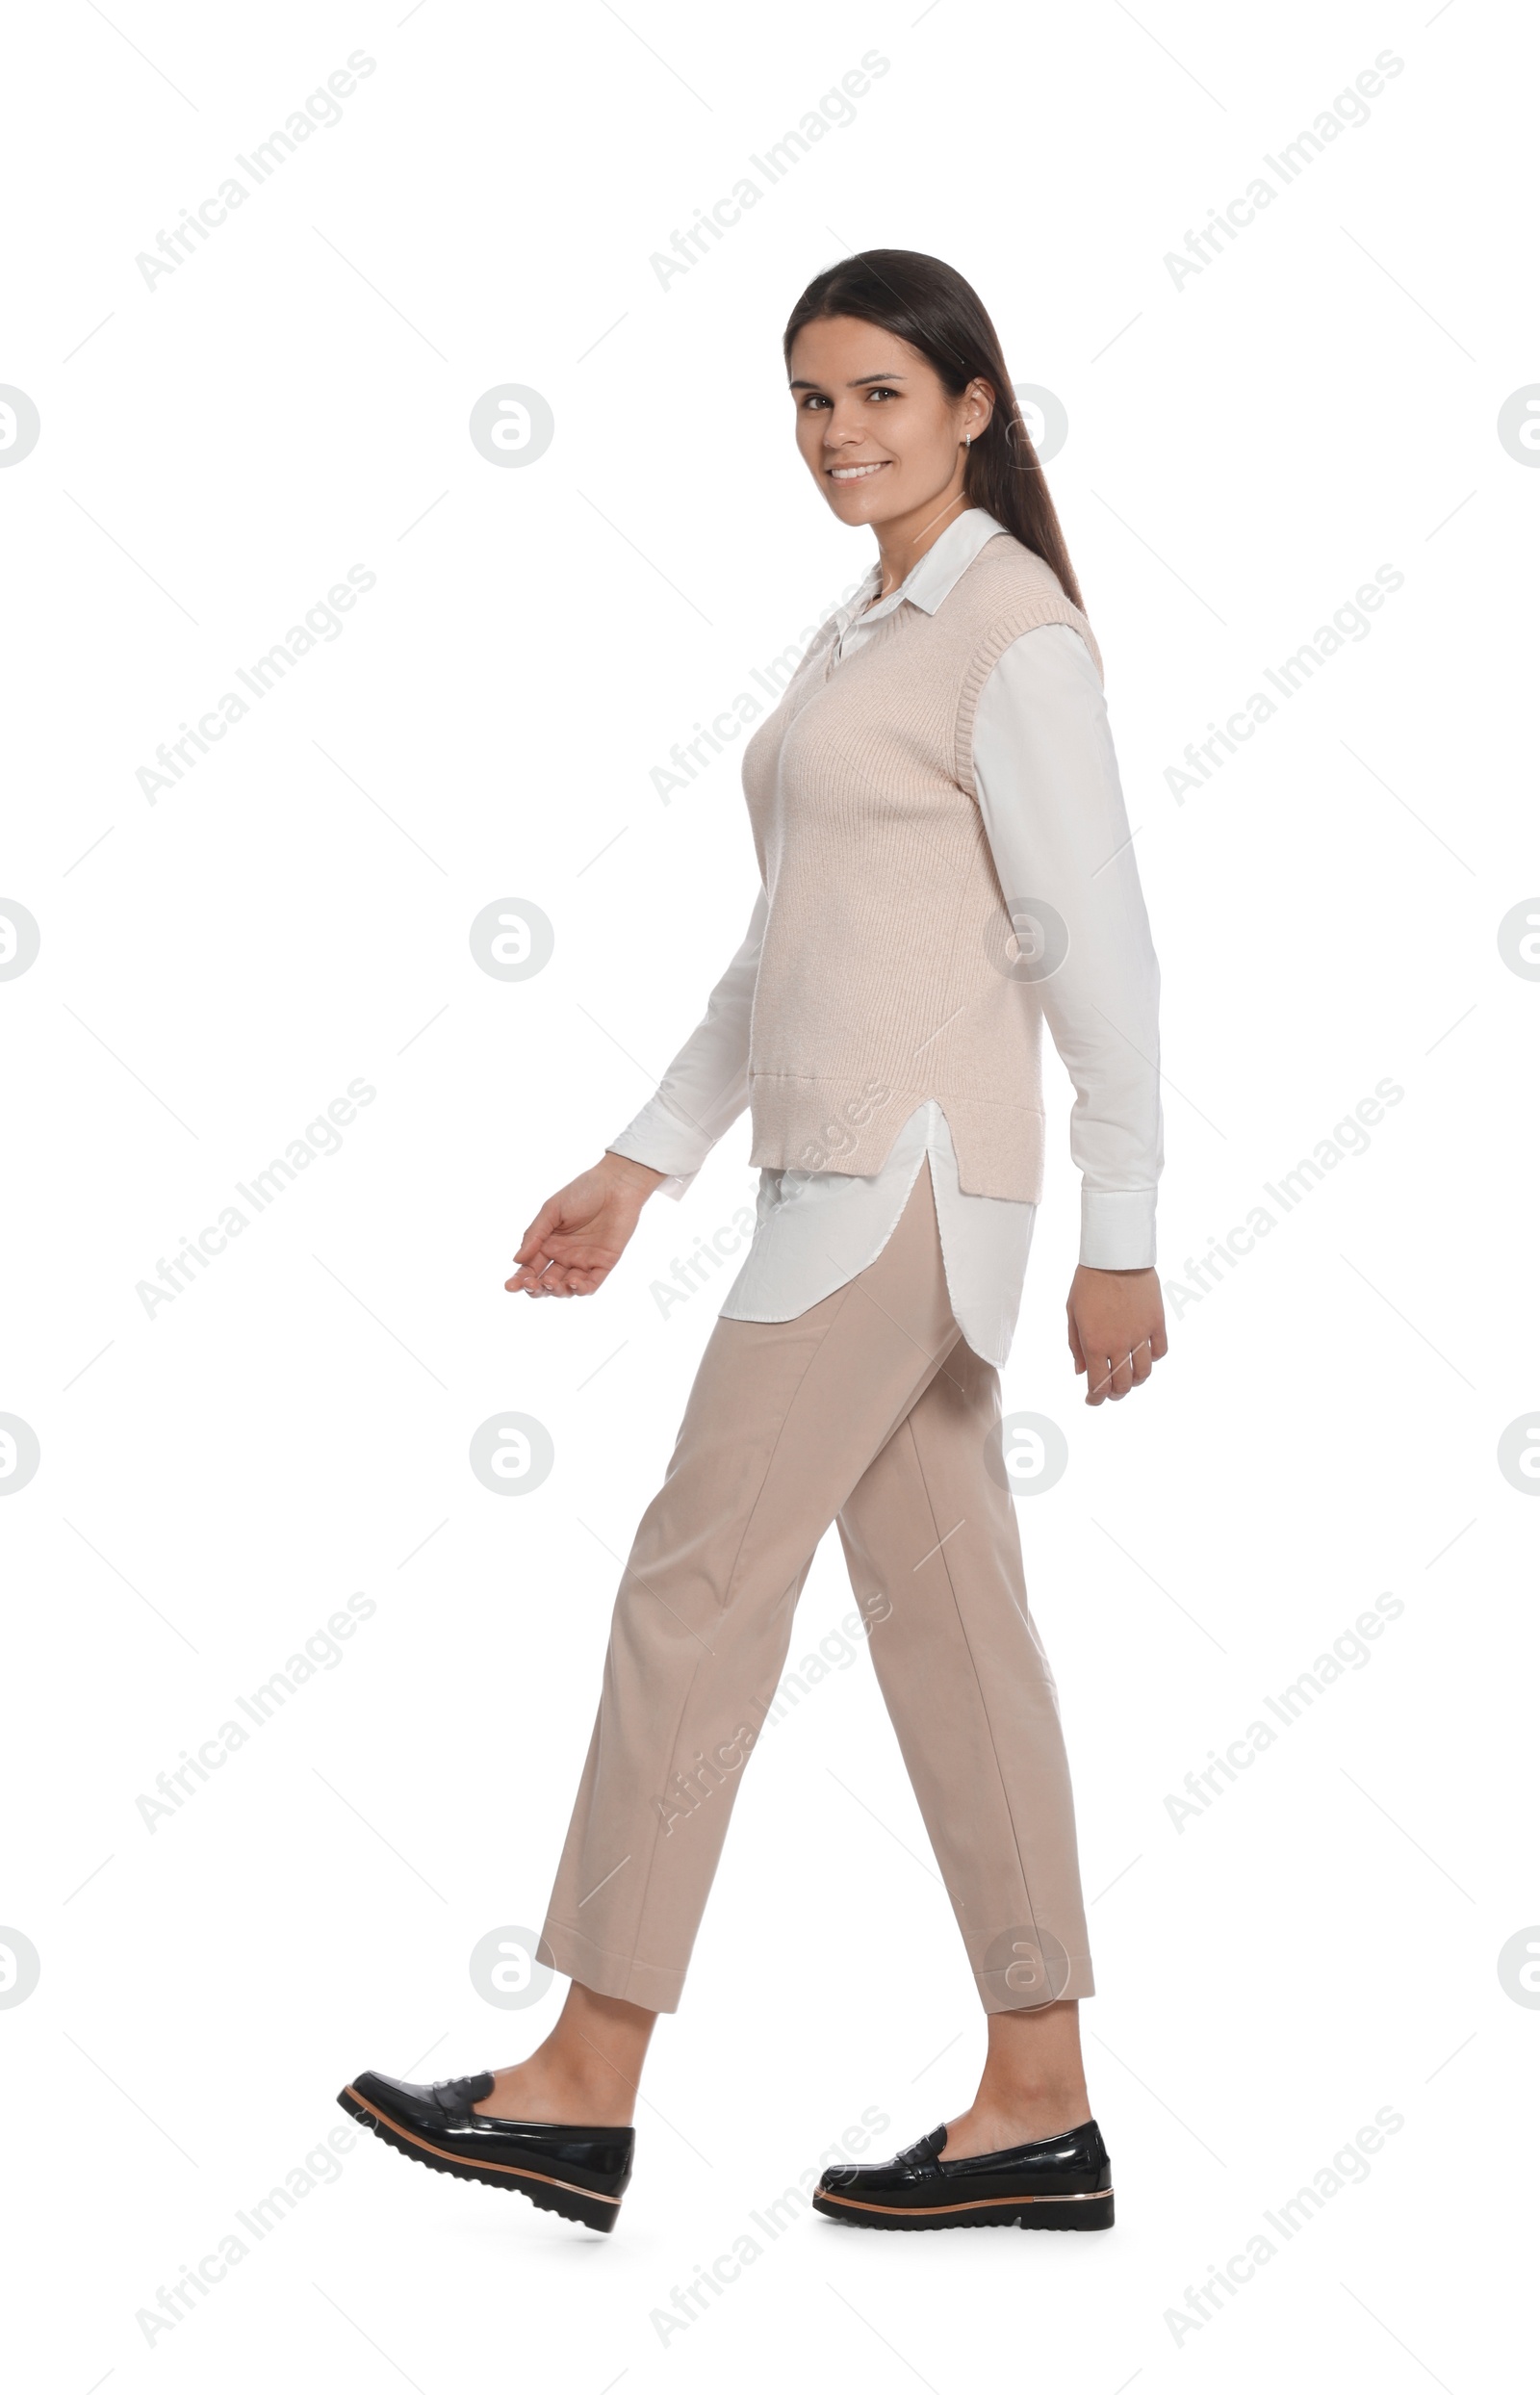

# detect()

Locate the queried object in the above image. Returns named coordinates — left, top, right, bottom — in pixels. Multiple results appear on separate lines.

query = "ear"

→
left=964, top=377, right=996, bottom=440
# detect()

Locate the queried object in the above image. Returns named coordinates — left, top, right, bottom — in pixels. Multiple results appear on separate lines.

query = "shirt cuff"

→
left=605, top=1114, right=704, bottom=1203
left=1080, top=1187, right=1157, bottom=1270
left=608, top=1092, right=715, bottom=1171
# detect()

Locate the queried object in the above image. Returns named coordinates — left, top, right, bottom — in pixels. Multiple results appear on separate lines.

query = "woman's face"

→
left=787, top=314, right=992, bottom=530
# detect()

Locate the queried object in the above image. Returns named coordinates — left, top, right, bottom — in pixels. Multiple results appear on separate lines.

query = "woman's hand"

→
left=1065, top=1265, right=1168, bottom=1405
left=506, top=1152, right=667, bottom=1299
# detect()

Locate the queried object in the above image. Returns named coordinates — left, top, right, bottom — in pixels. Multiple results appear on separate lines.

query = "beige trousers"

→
left=538, top=1160, right=1093, bottom=2015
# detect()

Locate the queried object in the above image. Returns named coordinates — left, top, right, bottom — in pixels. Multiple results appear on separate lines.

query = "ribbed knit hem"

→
left=748, top=1078, right=1045, bottom=1204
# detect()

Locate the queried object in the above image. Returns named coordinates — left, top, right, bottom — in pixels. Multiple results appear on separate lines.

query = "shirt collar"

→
left=834, top=507, right=1007, bottom=639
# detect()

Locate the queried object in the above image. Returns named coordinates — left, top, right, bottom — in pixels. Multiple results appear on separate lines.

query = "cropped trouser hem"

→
left=537, top=1920, right=686, bottom=2016
left=540, top=1159, right=1093, bottom=2018
left=976, top=1953, right=1096, bottom=2015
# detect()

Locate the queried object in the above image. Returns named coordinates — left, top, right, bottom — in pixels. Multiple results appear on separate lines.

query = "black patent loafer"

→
left=337, top=2071, right=633, bottom=2231
left=813, top=2117, right=1113, bottom=2231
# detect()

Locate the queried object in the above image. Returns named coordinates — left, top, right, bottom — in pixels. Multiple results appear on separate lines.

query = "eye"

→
left=865, top=386, right=900, bottom=401
left=798, top=392, right=831, bottom=410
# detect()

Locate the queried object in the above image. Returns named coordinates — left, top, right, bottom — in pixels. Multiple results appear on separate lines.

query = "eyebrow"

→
left=786, top=370, right=909, bottom=390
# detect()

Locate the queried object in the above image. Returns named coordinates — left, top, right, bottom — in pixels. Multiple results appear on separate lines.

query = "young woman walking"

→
left=341, top=249, right=1166, bottom=2235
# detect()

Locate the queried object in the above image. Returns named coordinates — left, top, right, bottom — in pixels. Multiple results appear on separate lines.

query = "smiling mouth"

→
left=828, top=461, right=890, bottom=482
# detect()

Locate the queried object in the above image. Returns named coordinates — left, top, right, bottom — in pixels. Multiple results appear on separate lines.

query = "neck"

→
left=871, top=484, right=972, bottom=597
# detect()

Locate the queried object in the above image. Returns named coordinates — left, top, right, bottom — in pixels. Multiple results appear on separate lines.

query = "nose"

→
left=822, top=408, right=869, bottom=453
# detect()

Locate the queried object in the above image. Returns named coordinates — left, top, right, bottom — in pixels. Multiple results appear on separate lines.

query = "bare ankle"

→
left=475, top=1983, right=656, bottom=2125
left=979, top=2073, right=1088, bottom=2113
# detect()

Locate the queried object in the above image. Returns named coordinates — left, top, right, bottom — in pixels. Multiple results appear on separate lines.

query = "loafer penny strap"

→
left=892, top=2125, right=948, bottom=2174
left=427, top=2073, right=495, bottom=2114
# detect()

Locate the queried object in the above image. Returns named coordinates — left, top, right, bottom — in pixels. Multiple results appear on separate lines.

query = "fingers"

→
left=1083, top=1338, right=1151, bottom=1404
left=531, top=1264, right=607, bottom=1298
left=513, top=1200, right=564, bottom=1267
left=515, top=1266, right=578, bottom=1298
left=509, top=1179, right=636, bottom=1298
left=506, top=1244, right=612, bottom=1299
left=504, top=1253, right=557, bottom=1294
left=1070, top=1281, right=1166, bottom=1404
left=1069, top=1299, right=1119, bottom=1404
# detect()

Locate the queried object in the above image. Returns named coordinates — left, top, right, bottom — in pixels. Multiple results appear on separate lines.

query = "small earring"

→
left=963, top=433, right=972, bottom=449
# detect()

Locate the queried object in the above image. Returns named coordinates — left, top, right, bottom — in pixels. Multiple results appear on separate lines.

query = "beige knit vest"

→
left=738, top=530, right=1104, bottom=1202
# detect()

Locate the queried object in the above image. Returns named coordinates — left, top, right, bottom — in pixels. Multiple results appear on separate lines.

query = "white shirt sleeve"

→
left=971, top=623, right=1163, bottom=1268
left=604, top=888, right=765, bottom=1200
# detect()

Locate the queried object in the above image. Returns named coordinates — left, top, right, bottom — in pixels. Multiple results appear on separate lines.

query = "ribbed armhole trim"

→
left=954, top=601, right=1105, bottom=797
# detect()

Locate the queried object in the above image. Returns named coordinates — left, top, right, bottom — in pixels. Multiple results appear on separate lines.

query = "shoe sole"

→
left=812, top=2184, right=1114, bottom=2231
left=336, top=2085, right=624, bottom=2232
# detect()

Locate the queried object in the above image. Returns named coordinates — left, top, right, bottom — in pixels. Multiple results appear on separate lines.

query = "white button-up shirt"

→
left=608, top=507, right=1163, bottom=1365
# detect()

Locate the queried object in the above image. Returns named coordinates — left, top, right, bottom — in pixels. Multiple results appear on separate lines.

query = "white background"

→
left=2, top=1, right=1535, bottom=2386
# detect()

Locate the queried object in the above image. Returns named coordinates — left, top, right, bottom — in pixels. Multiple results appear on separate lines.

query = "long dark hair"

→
left=782, top=248, right=1087, bottom=612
